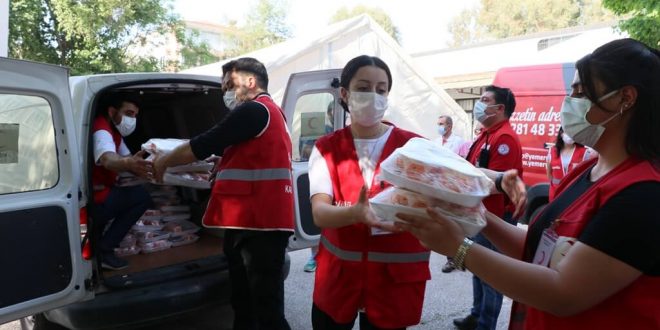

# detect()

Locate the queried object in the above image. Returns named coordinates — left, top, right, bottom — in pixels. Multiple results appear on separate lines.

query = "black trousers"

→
left=312, top=304, right=406, bottom=330
left=224, top=229, right=292, bottom=330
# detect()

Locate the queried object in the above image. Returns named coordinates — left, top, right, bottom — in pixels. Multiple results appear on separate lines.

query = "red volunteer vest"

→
left=202, top=94, right=294, bottom=231
left=510, top=157, right=660, bottom=330
left=313, top=125, right=431, bottom=329
left=466, top=120, right=523, bottom=217
left=91, top=116, right=123, bottom=203
left=548, top=145, right=588, bottom=201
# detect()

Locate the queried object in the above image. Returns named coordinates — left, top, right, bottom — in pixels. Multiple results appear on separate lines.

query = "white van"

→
left=0, top=58, right=339, bottom=329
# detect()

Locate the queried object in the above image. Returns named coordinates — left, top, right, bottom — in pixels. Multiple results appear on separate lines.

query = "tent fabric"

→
left=183, top=15, right=469, bottom=140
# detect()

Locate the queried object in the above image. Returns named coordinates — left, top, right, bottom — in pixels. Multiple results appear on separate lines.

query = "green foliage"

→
left=602, top=0, right=659, bottom=47
left=330, top=5, right=401, bottom=43
left=8, top=0, right=217, bottom=74
left=222, top=0, right=292, bottom=59
left=449, top=0, right=616, bottom=46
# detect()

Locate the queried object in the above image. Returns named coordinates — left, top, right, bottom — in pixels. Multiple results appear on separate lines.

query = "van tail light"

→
left=80, top=207, right=91, bottom=260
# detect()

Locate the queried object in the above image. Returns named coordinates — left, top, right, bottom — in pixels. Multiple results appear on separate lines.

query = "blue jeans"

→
left=469, top=213, right=516, bottom=330
left=92, top=185, right=152, bottom=254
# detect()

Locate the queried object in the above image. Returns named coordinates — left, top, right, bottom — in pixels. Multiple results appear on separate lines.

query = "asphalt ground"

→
left=1, top=248, right=511, bottom=330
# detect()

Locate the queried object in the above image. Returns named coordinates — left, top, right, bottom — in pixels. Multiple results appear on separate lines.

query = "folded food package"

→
left=379, top=138, right=493, bottom=207
left=370, top=187, right=486, bottom=236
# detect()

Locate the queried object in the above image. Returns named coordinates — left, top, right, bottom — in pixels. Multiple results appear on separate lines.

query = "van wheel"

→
left=20, top=314, right=66, bottom=330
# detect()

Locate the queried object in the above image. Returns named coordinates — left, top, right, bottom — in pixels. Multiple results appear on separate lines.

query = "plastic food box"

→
left=379, top=138, right=492, bottom=207
left=139, top=239, right=173, bottom=254
left=370, top=187, right=486, bottom=237
left=118, top=234, right=137, bottom=248
left=163, top=220, right=200, bottom=236
left=135, top=230, right=171, bottom=244
left=132, top=219, right=165, bottom=232
left=114, top=245, right=141, bottom=257
left=169, top=234, right=200, bottom=247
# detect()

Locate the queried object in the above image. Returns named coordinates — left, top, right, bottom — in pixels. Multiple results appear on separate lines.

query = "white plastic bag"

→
left=379, top=138, right=493, bottom=207
left=370, top=187, right=486, bottom=236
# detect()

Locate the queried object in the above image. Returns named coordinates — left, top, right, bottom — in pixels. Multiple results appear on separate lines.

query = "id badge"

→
left=532, top=228, right=558, bottom=267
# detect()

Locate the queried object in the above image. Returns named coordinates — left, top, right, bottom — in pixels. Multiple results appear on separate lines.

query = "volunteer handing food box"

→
left=370, top=138, right=493, bottom=236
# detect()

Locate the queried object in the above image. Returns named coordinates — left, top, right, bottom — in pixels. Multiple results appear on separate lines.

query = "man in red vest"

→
left=153, top=58, right=294, bottom=330
left=455, top=85, right=523, bottom=330
left=91, top=96, right=153, bottom=271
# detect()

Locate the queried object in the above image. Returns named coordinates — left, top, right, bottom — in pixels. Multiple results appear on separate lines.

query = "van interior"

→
left=89, top=81, right=229, bottom=287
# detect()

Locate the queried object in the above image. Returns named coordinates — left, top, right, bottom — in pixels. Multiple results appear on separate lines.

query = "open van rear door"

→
left=281, top=69, right=342, bottom=250
left=0, top=58, right=89, bottom=323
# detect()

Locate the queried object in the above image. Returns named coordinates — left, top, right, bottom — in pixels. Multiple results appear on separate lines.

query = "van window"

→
left=291, top=92, right=335, bottom=162
left=0, top=94, right=58, bottom=194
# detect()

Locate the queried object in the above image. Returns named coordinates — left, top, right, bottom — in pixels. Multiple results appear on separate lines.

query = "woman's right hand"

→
left=352, top=185, right=397, bottom=231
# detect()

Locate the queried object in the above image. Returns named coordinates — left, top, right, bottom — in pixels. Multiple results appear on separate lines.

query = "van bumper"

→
left=45, top=269, right=230, bottom=330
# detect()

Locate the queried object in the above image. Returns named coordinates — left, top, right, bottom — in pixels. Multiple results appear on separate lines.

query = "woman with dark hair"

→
left=545, top=126, right=593, bottom=201
left=307, top=55, right=430, bottom=329
left=396, top=38, right=660, bottom=329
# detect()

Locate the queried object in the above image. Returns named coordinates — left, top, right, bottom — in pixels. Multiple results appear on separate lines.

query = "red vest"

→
left=91, top=116, right=122, bottom=203
left=313, top=125, right=431, bottom=329
left=202, top=94, right=294, bottom=231
left=548, top=145, right=587, bottom=201
left=510, top=157, right=660, bottom=330
left=466, top=120, right=523, bottom=217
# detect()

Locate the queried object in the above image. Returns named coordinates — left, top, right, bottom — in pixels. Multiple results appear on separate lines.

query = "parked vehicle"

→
left=492, top=63, right=576, bottom=223
left=0, top=58, right=338, bottom=329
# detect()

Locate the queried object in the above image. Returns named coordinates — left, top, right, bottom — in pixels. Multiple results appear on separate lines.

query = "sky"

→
left=173, top=0, right=480, bottom=54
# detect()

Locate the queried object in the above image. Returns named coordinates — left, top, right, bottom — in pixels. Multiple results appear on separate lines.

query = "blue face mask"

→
left=437, top=125, right=446, bottom=136
left=473, top=101, right=496, bottom=123
left=223, top=91, right=238, bottom=110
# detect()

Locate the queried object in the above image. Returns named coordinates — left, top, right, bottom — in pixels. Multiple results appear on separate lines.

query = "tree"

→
left=447, top=7, right=489, bottom=47
left=448, top=0, right=616, bottom=46
left=222, top=0, right=292, bottom=59
left=330, top=5, right=401, bottom=44
left=602, top=0, right=659, bottom=47
left=9, top=0, right=217, bottom=74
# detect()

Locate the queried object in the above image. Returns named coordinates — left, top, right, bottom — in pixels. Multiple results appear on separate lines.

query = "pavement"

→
left=1, top=248, right=512, bottom=330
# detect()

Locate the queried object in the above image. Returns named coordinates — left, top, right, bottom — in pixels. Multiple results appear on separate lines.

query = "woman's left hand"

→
left=395, top=208, right=465, bottom=256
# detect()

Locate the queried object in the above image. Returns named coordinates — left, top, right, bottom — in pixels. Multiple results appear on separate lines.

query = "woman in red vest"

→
left=308, top=55, right=431, bottom=329
left=396, top=38, right=660, bottom=330
left=545, top=127, right=590, bottom=201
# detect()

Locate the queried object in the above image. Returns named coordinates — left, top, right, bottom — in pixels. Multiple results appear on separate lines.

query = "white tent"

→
left=183, top=15, right=470, bottom=140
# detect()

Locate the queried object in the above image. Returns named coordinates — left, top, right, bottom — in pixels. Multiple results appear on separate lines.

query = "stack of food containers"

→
left=370, top=138, right=493, bottom=236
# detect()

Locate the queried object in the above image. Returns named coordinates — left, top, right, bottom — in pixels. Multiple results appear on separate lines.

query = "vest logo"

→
left=284, top=185, right=293, bottom=194
left=335, top=200, right=352, bottom=207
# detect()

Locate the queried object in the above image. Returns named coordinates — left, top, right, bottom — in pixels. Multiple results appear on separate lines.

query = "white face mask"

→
left=114, top=115, right=136, bottom=137
left=348, top=92, right=388, bottom=127
left=223, top=91, right=238, bottom=110
left=560, top=89, right=620, bottom=148
left=438, top=125, right=446, bottom=136
left=473, top=101, right=496, bottom=123
left=561, top=133, right=574, bottom=145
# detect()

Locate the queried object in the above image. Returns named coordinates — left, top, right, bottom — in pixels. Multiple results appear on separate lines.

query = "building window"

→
left=538, top=34, right=577, bottom=51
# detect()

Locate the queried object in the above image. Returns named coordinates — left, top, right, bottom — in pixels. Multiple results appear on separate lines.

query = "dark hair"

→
left=576, top=38, right=660, bottom=160
left=101, top=94, right=140, bottom=118
left=484, top=85, right=516, bottom=117
left=339, top=55, right=393, bottom=112
left=554, top=126, right=585, bottom=157
left=221, top=60, right=235, bottom=77
left=226, top=57, right=269, bottom=90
